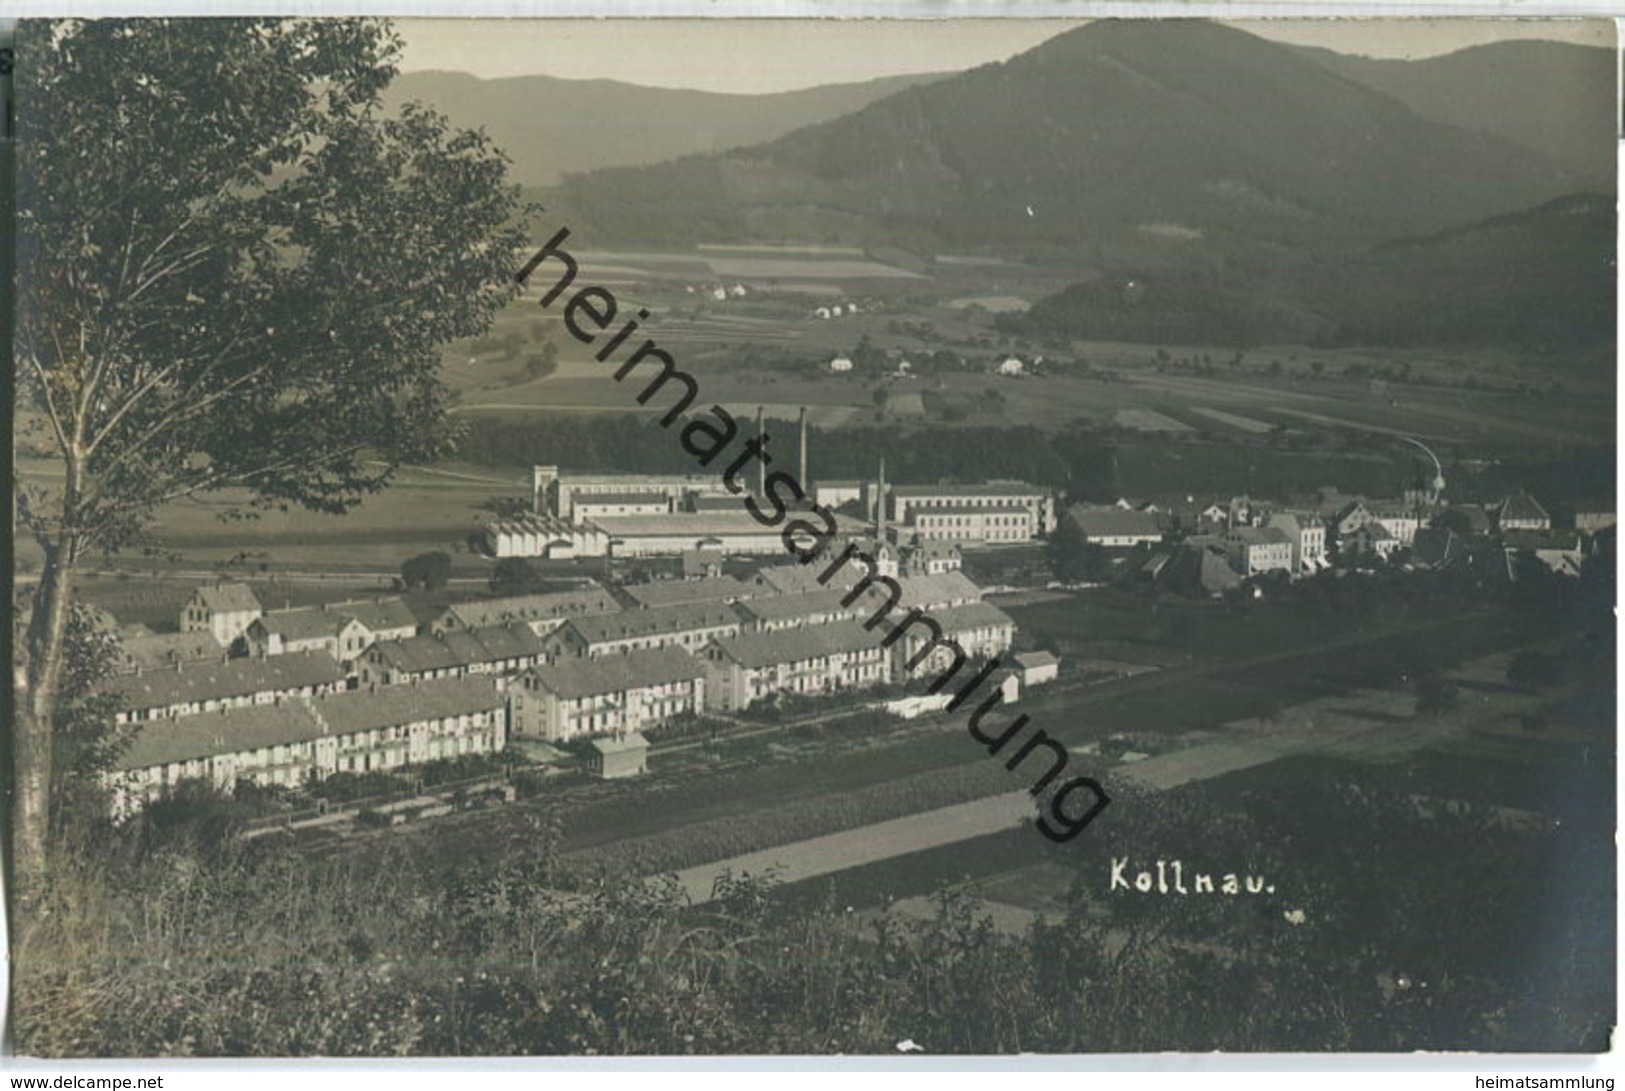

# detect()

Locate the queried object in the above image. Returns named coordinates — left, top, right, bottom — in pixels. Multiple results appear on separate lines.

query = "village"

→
left=91, top=425, right=1612, bottom=839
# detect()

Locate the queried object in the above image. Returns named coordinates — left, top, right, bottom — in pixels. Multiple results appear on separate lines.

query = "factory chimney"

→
left=876, top=457, right=887, bottom=543
left=798, top=406, right=808, bottom=489
left=755, top=406, right=767, bottom=499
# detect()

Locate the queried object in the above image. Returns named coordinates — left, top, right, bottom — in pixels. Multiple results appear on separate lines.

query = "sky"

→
left=395, top=17, right=1614, bottom=93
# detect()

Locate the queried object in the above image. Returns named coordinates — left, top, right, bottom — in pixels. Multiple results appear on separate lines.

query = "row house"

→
left=618, top=575, right=756, bottom=610
left=104, top=676, right=508, bottom=818
left=511, top=646, right=706, bottom=742
left=734, top=589, right=864, bottom=633
left=105, top=651, right=346, bottom=726
left=889, top=600, right=1016, bottom=684
left=358, top=623, right=547, bottom=687
left=430, top=585, right=621, bottom=636
left=180, top=581, right=263, bottom=646
left=702, top=621, right=892, bottom=712
left=546, top=601, right=742, bottom=659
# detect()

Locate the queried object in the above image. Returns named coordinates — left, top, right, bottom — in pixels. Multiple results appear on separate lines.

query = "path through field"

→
left=669, top=791, right=1034, bottom=904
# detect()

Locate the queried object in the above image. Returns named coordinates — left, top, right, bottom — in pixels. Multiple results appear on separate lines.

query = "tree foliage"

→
left=401, top=550, right=453, bottom=591
left=12, top=17, right=529, bottom=880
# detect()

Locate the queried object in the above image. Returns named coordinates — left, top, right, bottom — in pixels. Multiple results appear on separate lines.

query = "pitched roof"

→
left=527, top=646, right=704, bottom=699
left=101, top=651, right=345, bottom=711
left=1066, top=505, right=1162, bottom=540
left=251, top=606, right=357, bottom=643
left=735, top=589, right=856, bottom=623
left=1498, top=492, right=1550, bottom=523
left=897, top=571, right=983, bottom=609
left=441, top=586, right=621, bottom=630
left=591, top=732, right=650, bottom=755
left=620, top=576, right=754, bottom=609
left=115, top=632, right=226, bottom=674
left=1229, top=526, right=1293, bottom=546
left=709, top=621, right=887, bottom=669
left=1015, top=651, right=1059, bottom=670
left=115, top=703, right=326, bottom=771
left=332, top=598, right=418, bottom=633
left=190, top=582, right=262, bottom=614
left=563, top=602, right=741, bottom=645
left=310, top=676, right=505, bottom=736
left=920, top=601, right=1015, bottom=633
left=369, top=623, right=546, bottom=674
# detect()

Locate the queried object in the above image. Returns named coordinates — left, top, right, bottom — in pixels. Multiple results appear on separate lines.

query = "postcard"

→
left=7, top=14, right=1616, bottom=1058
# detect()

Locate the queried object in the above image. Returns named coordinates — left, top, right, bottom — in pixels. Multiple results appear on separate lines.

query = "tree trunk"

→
left=14, top=459, right=84, bottom=892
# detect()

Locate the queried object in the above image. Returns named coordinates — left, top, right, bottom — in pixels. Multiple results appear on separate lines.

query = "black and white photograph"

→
left=6, top=13, right=1617, bottom=1059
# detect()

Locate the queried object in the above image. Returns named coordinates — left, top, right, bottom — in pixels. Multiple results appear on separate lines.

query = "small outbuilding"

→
left=587, top=732, right=650, bottom=779
left=1014, top=650, right=1059, bottom=687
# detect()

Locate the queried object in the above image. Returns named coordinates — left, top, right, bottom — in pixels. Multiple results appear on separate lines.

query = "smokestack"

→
left=756, top=406, right=767, bottom=499
left=877, top=457, right=887, bottom=543
left=798, top=406, right=809, bottom=488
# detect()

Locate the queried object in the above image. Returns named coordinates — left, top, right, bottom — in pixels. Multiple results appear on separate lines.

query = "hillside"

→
left=541, top=20, right=1586, bottom=252
left=1287, top=39, right=1616, bottom=194
left=1008, top=193, right=1615, bottom=350
left=386, top=70, right=947, bottom=187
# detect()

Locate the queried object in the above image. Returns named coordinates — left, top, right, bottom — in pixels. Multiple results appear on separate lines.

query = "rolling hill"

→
left=1009, top=193, right=1615, bottom=349
left=1286, top=39, right=1616, bottom=194
left=540, top=20, right=1589, bottom=252
left=386, top=69, right=948, bottom=187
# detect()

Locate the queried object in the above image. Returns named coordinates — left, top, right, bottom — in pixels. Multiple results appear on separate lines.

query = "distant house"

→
left=903, top=540, right=963, bottom=576
left=1503, top=529, right=1585, bottom=578
left=828, top=356, right=854, bottom=373
left=245, top=608, right=369, bottom=662
left=1567, top=501, right=1615, bottom=535
left=1064, top=505, right=1163, bottom=548
left=1495, top=492, right=1551, bottom=533
left=587, top=733, right=650, bottom=779
left=814, top=307, right=832, bottom=320
left=710, top=287, right=727, bottom=301
left=1150, top=538, right=1244, bottom=598
left=1331, top=501, right=1375, bottom=539
left=114, top=631, right=227, bottom=675
left=244, top=598, right=415, bottom=662
left=997, top=357, right=1025, bottom=376
left=681, top=548, right=726, bottom=579
left=1346, top=521, right=1401, bottom=560
left=1224, top=526, right=1295, bottom=576
left=180, top=581, right=263, bottom=647
left=1264, top=512, right=1327, bottom=574
left=512, top=647, right=705, bottom=742
left=1368, top=507, right=1423, bottom=545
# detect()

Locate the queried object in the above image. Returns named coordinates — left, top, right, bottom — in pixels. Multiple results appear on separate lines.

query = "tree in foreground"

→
left=13, top=17, right=528, bottom=885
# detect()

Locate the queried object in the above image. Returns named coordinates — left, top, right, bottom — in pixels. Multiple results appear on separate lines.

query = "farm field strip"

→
left=1114, top=408, right=1193, bottom=432
left=1190, top=406, right=1275, bottom=433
